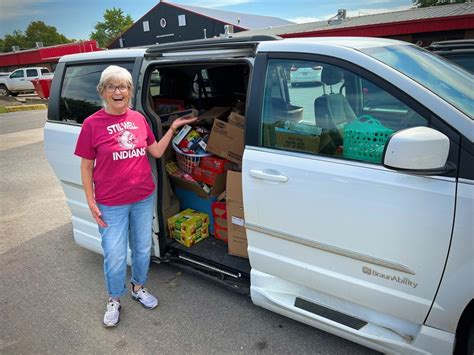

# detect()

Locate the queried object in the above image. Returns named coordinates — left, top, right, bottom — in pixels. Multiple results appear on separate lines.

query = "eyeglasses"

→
left=105, top=84, right=129, bottom=93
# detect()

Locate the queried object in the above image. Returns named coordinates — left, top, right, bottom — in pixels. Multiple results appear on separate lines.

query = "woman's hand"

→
left=171, top=116, right=198, bottom=133
left=89, top=201, right=107, bottom=228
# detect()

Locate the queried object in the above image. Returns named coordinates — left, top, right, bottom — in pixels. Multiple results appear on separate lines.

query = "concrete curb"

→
left=2, top=104, right=47, bottom=113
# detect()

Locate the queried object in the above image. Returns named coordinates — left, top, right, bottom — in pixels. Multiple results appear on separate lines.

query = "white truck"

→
left=0, top=67, right=53, bottom=96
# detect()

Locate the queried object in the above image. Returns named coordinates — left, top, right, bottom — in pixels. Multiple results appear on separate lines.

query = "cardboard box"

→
left=199, top=156, right=232, bottom=174
left=226, top=171, right=248, bottom=259
left=160, top=109, right=198, bottom=125
left=169, top=172, right=226, bottom=199
left=211, top=201, right=227, bottom=219
left=167, top=209, right=209, bottom=247
left=207, top=118, right=244, bottom=164
left=227, top=112, right=245, bottom=129
left=214, top=224, right=228, bottom=243
left=174, top=188, right=218, bottom=234
left=274, top=128, right=320, bottom=154
left=212, top=201, right=228, bottom=232
left=192, top=166, right=221, bottom=186
left=198, top=107, right=232, bottom=124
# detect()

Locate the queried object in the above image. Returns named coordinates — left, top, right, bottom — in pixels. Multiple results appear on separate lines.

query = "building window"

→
left=178, top=14, right=186, bottom=26
left=160, top=18, right=167, bottom=28
left=143, top=21, right=150, bottom=32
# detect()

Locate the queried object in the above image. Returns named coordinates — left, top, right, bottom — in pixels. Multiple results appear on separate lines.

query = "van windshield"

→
left=359, top=44, right=474, bottom=119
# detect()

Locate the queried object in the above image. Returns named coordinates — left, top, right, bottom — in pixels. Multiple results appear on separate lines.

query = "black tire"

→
left=10, top=92, right=19, bottom=97
left=0, top=85, right=9, bottom=97
left=455, top=320, right=474, bottom=355
left=467, top=322, right=474, bottom=355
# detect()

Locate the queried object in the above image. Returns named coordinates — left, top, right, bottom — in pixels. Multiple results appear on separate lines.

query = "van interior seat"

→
left=314, top=66, right=357, bottom=129
left=314, top=66, right=357, bottom=154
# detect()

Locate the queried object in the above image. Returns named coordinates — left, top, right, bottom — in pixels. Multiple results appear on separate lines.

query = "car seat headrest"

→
left=321, top=66, right=343, bottom=86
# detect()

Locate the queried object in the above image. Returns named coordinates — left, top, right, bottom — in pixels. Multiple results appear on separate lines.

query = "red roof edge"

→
left=281, top=14, right=474, bottom=39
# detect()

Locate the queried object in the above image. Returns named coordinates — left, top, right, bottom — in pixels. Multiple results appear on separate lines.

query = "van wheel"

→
left=0, top=85, right=9, bottom=97
left=10, top=92, right=19, bottom=97
left=467, top=322, right=474, bottom=354
left=456, top=321, right=474, bottom=355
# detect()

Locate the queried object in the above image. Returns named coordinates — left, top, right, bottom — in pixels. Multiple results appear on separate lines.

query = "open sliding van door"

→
left=242, top=52, right=457, bottom=353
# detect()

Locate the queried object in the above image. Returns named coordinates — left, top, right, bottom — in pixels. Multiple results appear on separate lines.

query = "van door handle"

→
left=249, top=169, right=289, bottom=182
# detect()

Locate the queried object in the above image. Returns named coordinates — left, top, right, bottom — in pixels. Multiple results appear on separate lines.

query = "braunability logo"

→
left=362, top=266, right=418, bottom=288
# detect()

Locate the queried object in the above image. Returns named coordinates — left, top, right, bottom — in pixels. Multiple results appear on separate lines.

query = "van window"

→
left=41, top=68, right=50, bottom=75
left=261, top=59, right=428, bottom=163
left=59, top=62, right=134, bottom=124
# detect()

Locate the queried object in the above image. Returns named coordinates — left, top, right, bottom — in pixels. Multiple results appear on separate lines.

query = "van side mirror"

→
left=383, top=127, right=453, bottom=175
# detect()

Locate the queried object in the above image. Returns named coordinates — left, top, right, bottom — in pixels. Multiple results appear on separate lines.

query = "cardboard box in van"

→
left=275, top=128, right=320, bottom=154
left=197, top=107, right=232, bottom=125
left=226, top=171, right=248, bottom=258
left=169, top=172, right=226, bottom=199
left=207, top=112, right=245, bottom=164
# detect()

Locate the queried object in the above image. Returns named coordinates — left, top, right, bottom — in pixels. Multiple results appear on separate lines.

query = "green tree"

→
left=90, top=7, right=134, bottom=48
left=1, top=30, right=28, bottom=52
left=1, top=22, right=72, bottom=53
left=413, top=0, right=466, bottom=7
left=24, top=21, right=72, bottom=48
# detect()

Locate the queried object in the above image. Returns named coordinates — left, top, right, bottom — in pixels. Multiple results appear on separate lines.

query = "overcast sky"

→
left=1, top=0, right=413, bottom=40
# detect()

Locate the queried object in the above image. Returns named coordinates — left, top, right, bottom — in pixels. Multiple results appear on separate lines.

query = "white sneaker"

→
left=103, top=299, right=121, bottom=327
left=131, top=284, right=158, bottom=309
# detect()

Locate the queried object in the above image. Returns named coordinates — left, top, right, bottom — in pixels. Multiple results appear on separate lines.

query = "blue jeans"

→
left=97, top=193, right=154, bottom=298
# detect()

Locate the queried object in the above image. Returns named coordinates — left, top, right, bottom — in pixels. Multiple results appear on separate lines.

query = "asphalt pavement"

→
left=0, top=109, right=377, bottom=354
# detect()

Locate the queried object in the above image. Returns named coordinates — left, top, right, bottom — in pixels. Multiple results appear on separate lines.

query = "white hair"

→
left=97, top=65, right=134, bottom=109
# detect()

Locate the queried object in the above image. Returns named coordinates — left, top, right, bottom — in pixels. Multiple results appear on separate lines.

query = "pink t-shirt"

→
left=74, top=108, right=156, bottom=206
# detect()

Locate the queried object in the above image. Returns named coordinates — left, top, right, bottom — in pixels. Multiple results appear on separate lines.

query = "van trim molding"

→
left=245, top=222, right=416, bottom=275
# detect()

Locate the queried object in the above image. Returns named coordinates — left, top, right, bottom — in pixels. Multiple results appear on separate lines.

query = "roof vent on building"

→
left=12, top=46, right=20, bottom=52
left=35, top=42, right=44, bottom=48
left=223, top=24, right=234, bottom=37
left=328, top=9, right=347, bottom=25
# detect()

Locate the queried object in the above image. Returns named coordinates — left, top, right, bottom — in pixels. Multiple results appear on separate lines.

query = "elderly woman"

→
left=74, top=65, right=196, bottom=327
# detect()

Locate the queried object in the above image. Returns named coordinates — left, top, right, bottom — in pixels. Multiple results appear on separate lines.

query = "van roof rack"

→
left=145, top=35, right=282, bottom=57
left=428, top=39, right=474, bottom=51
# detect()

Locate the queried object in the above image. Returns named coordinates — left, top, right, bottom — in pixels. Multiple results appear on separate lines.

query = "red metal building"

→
left=234, top=3, right=474, bottom=47
left=0, top=40, right=102, bottom=72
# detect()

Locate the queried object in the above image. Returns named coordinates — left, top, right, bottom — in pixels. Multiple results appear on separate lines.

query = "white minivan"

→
left=44, top=36, right=473, bottom=354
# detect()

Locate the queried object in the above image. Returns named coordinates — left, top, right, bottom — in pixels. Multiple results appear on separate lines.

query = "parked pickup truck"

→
left=44, top=36, right=473, bottom=354
left=0, top=67, right=53, bottom=96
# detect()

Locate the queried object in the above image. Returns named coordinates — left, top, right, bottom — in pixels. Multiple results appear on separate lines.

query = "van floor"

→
left=169, top=237, right=251, bottom=276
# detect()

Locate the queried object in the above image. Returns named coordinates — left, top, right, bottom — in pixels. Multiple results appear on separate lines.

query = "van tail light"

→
left=312, top=66, right=322, bottom=71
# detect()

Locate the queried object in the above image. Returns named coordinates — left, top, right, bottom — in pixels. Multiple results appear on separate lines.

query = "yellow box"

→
left=174, top=226, right=202, bottom=247
left=182, top=208, right=210, bottom=225
left=167, top=209, right=210, bottom=247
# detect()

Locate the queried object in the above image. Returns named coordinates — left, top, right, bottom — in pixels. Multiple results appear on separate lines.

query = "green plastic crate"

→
left=343, top=115, right=394, bottom=163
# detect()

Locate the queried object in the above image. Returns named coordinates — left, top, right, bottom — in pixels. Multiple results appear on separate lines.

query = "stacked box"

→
left=211, top=201, right=228, bottom=243
left=181, top=208, right=209, bottom=238
left=192, top=166, right=221, bottom=186
left=199, top=156, right=231, bottom=174
left=226, top=171, right=248, bottom=258
left=167, top=209, right=210, bottom=247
